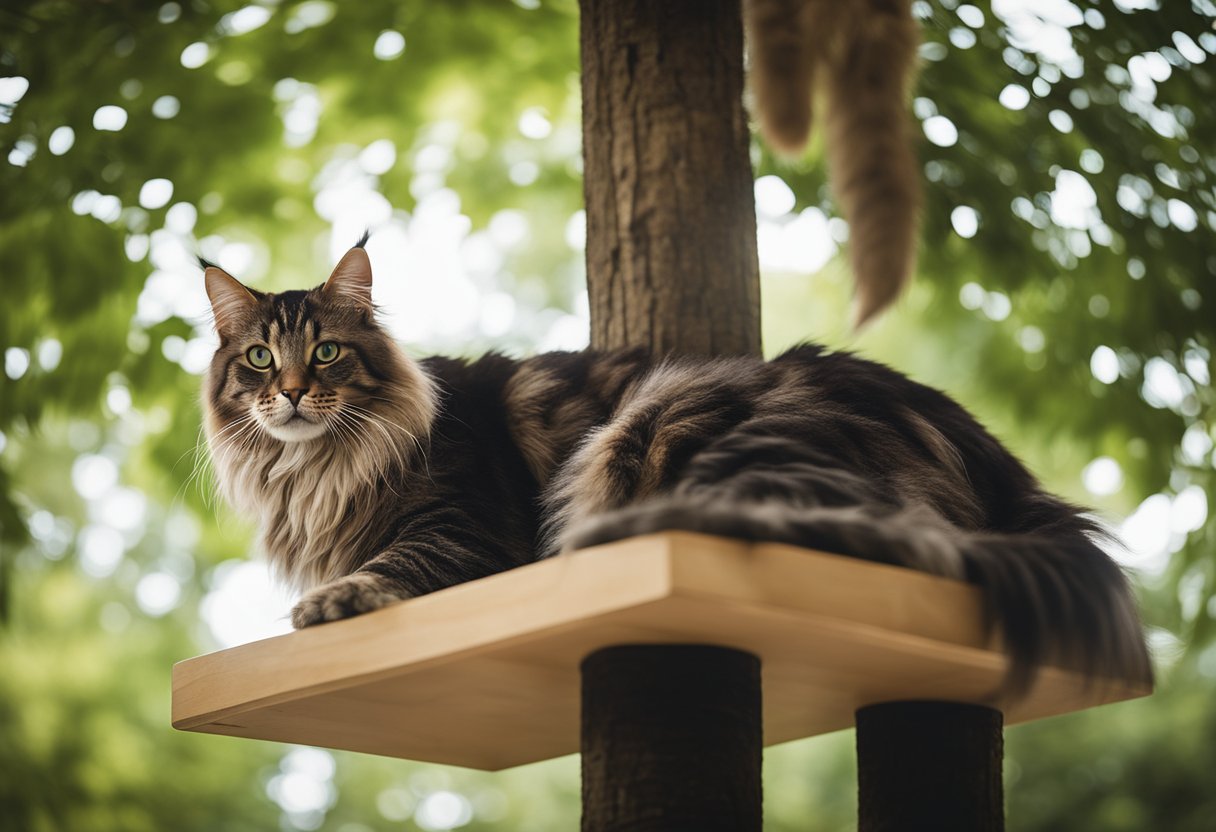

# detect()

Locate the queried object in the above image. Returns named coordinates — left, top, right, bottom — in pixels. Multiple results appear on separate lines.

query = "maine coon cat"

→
left=745, top=0, right=921, bottom=324
left=202, top=239, right=1150, bottom=692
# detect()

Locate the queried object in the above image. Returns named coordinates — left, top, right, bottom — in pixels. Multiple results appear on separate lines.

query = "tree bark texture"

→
left=580, top=645, right=763, bottom=832
left=856, top=701, right=1005, bottom=832
left=580, top=0, right=762, bottom=357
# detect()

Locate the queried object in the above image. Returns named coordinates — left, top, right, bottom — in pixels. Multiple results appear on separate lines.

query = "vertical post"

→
left=580, top=0, right=761, bottom=357
left=581, top=646, right=762, bottom=832
left=578, top=0, right=763, bottom=828
left=856, top=701, right=1005, bottom=831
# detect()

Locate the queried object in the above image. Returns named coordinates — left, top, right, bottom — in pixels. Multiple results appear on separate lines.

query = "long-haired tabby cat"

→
left=202, top=238, right=1150, bottom=693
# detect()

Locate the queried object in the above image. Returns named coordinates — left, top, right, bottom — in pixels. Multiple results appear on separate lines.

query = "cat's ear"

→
left=203, top=263, right=259, bottom=332
left=323, top=245, right=373, bottom=309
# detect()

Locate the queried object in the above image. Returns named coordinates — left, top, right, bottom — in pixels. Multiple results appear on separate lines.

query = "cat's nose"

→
left=281, top=388, right=309, bottom=408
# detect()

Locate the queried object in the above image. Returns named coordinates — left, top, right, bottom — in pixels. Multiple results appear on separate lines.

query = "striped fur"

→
left=745, top=0, right=922, bottom=324
left=203, top=253, right=1150, bottom=693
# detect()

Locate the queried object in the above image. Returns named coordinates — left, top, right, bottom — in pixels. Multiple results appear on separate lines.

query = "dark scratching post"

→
left=856, top=701, right=1005, bottom=832
left=581, top=646, right=763, bottom=832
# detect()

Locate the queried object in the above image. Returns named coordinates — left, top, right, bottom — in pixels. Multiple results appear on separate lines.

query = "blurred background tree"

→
left=1, top=0, right=1214, bottom=829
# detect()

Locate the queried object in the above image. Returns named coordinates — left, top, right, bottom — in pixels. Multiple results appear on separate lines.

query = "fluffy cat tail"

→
left=745, top=0, right=922, bottom=325
left=823, top=1, right=922, bottom=326
left=565, top=500, right=1152, bottom=696
left=957, top=530, right=1151, bottom=695
left=746, top=0, right=817, bottom=154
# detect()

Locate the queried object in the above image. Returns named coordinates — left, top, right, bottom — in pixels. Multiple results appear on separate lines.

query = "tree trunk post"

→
left=578, top=0, right=763, bottom=829
left=580, top=0, right=761, bottom=358
left=581, top=646, right=763, bottom=832
left=856, top=701, right=1005, bottom=831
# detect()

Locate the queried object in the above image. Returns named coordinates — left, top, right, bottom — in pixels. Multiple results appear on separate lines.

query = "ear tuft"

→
left=323, top=246, right=373, bottom=309
left=204, top=266, right=259, bottom=332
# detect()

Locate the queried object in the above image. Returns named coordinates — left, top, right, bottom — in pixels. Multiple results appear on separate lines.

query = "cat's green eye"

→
left=246, top=345, right=273, bottom=370
left=313, top=341, right=340, bottom=364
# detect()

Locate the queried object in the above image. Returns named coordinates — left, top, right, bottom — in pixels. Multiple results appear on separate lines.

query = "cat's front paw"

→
left=291, top=573, right=409, bottom=628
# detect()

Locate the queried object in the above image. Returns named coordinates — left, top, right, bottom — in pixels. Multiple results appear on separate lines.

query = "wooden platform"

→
left=172, top=533, right=1149, bottom=771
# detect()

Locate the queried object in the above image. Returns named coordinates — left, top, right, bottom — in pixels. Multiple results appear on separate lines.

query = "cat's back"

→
left=771, top=344, right=966, bottom=416
left=770, top=344, right=1044, bottom=529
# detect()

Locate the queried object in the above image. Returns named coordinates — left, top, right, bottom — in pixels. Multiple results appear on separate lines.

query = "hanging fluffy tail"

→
left=745, top=0, right=818, bottom=154
left=564, top=499, right=1152, bottom=695
left=824, top=1, right=921, bottom=326
left=745, top=0, right=922, bottom=325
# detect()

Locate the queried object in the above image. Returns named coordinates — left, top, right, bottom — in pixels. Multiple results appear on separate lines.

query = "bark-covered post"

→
left=857, top=702, right=1005, bottom=831
left=578, top=0, right=763, bottom=830
left=580, top=0, right=761, bottom=358
left=581, top=646, right=762, bottom=831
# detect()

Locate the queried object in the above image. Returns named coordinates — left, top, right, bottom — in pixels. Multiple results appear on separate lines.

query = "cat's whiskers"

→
left=182, top=414, right=257, bottom=509
left=210, top=415, right=262, bottom=459
left=185, top=414, right=262, bottom=529
left=332, top=402, right=396, bottom=456
left=365, top=395, right=429, bottom=448
left=209, top=430, right=262, bottom=485
left=326, top=410, right=402, bottom=499
left=328, top=409, right=373, bottom=465
left=356, top=391, right=436, bottom=482
left=173, top=424, right=214, bottom=508
left=210, top=412, right=259, bottom=441
left=342, top=401, right=420, bottom=474
left=333, top=408, right=407, bottom=499
left=207, top=415, right=265, bottom=504
left=341, top=405, right=406, bottom=471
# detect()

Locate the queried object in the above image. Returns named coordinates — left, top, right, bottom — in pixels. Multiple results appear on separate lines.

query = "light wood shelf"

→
left=172, top=532, right=1149, bottom=771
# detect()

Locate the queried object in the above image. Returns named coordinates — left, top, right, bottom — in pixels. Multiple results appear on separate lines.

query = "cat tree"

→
left=173, top=1, right=1150, bottom=829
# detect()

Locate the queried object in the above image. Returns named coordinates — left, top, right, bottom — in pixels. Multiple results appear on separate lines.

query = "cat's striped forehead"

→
left=258, top=290, right=323, bottom=345
left=233, top=286, right=367, bottom=348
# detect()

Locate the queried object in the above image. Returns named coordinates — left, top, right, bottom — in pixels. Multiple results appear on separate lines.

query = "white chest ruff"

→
left=215, top=440, right=382, bottom=592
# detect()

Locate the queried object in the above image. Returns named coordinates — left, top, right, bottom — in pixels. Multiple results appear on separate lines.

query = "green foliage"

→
left=1, top=0, right=1214, bottom=829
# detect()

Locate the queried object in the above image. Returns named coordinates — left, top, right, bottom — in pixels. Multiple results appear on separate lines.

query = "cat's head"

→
left=201, top=240, right=435, bottom=488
